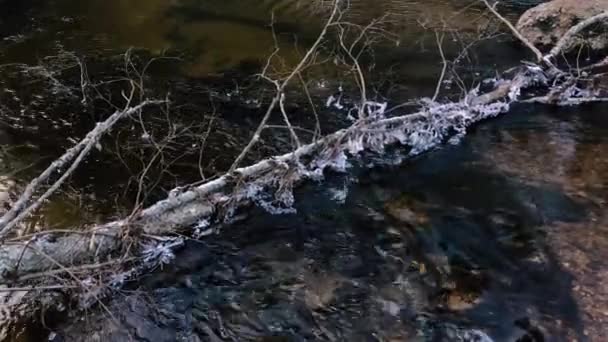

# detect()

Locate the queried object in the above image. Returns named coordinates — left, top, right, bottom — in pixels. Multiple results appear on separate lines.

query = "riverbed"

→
left=1, top=0, right=606, bottom=341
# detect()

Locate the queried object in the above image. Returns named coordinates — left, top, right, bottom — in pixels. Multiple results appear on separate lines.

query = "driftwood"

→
left=0, top=63, right=592, bottom=338
left=2, top=0, right=608, bottom=338
left=0, top=99, right=163, bottom=239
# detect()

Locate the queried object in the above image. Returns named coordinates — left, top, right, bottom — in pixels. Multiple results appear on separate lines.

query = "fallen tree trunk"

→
left=0, top=62, right=597, bottom=337
left=2, top=1, right=608, bottom=338
left=516, top=0, right=608, bottom=52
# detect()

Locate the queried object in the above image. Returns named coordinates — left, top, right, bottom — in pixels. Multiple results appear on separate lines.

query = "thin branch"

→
left=548, top=11, right=608, bottom=59
left=297, top=73, right=322, bottom=141
left=481, top=0, right=544, bottom=63
left=278, top=92, right=302, bottom=148
left=432, top=31, right=448, bottom=102
left=0, top=285, right=78, bottom=292
left=5, top=1, right=608, bottom=333
left=0, top=99, right=163, bottom=239
left=228, top=0, right=341, bottom=172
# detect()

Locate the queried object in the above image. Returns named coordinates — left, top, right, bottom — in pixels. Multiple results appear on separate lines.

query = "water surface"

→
left=51, top=105, right=608, bottom=341
left=2, top=0, right=606, bottom=341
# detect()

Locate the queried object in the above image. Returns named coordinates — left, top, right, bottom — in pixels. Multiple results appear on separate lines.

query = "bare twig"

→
left=0, top=285, right=79, bottom=292
left=481, top=0, right=544, bottom=63
left=279, top=92, right=302, bottom=148
left=229, top=0, right=341, bottom=173
left=0, top=98, right=163, bottom=238
left=4, top=1, right=608, bottom=335
left=432, top=31, right=448, bottom=102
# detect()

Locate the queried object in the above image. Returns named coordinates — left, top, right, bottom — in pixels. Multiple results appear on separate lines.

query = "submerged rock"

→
left=516, top=0, right=608, bottom=51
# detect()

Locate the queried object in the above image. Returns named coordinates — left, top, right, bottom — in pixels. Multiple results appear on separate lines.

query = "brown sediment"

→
left=481, top=121, right=608, bottom=340
left=546, top=213, right=608, bottom=341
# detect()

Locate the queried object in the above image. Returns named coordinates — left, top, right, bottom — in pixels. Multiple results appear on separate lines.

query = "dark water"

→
left=45, top=105, right=608, bottom=342
left=2, top=0, right=607, bottom=341
left=0, top=0, right=538, bottom=228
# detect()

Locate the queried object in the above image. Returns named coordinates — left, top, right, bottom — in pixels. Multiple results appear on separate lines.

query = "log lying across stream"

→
left=1, top=1, right=608, bottom=338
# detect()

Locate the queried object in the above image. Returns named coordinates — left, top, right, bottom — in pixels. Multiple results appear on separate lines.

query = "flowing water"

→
left=1, top=0, right=608, bottom=341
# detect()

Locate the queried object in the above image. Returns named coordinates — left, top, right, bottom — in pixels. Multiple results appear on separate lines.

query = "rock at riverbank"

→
left=516, top=0, right=608, bottom=51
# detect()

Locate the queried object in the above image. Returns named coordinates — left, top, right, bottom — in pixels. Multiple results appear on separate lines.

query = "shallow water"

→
left=2, top=0, right=607, bottom=341
left=47, top=105, right=608, bottom=341
left=0, top=0, right=535, bottom=220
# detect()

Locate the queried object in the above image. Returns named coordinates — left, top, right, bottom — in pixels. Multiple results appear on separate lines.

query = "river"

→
left=1, top=0, right=606, bottom=341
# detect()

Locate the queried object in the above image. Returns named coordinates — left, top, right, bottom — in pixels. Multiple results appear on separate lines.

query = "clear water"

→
left=49, top=106, right=608, bottom=341
left=1, top=0, right=606, bottom=341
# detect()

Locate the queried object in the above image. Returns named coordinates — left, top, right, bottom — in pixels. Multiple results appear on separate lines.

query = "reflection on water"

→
left=0, top=0, right=537, bottom=75
left=2, top=0, right=324, bottom=74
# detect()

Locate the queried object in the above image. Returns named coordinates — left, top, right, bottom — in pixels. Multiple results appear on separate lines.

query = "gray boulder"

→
left=516, top=0, right=608, bottom=51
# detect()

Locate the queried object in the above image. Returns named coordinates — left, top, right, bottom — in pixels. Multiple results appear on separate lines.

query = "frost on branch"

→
left=189, top=66, right=547, bottom=225
left=141, top=237, right=184, bottom=266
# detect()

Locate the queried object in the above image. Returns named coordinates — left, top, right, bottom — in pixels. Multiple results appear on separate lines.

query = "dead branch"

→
left=0, top=98, right=164, bottom=239
left=229, top=0, right=341, bottom=173
left=481, top=0, right=544, bottom=62
left=3, top=1, right=608, bottom=338
left=548, top=11, right=608, bottom=59
left=432, top=31, right=448, bottom=102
